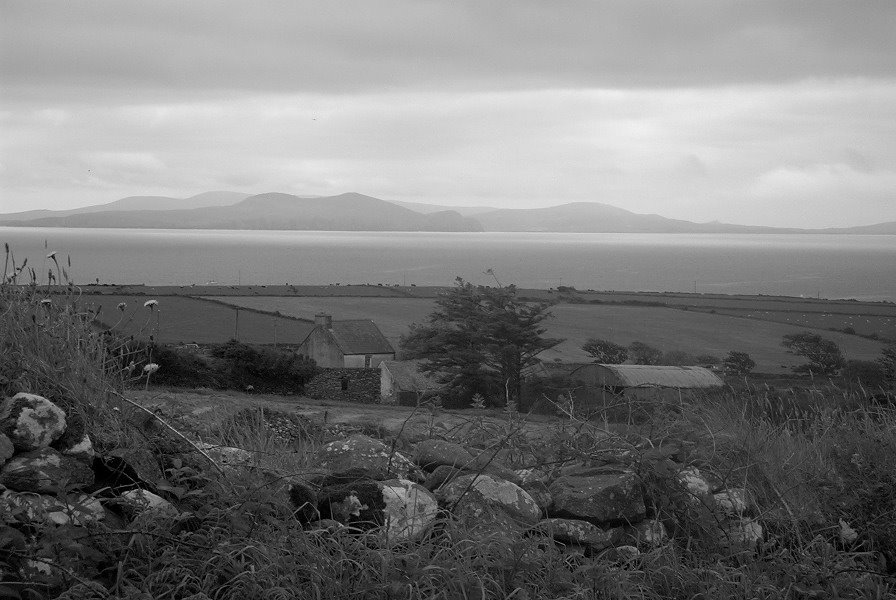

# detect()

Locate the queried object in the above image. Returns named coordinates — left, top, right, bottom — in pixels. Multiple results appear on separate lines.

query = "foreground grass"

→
left=2, top=273, right=895, bottom=598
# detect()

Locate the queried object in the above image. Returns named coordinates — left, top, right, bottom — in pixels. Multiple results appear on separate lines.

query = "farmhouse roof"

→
left=382, top=360, right=441, bottom=391
left=571, top=364, right=724, bottom=388
left=325, top=319, right=395, bottom=355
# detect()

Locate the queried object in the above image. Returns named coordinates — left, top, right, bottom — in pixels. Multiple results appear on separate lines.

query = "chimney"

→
left=315, top=313, right=333, bottom=329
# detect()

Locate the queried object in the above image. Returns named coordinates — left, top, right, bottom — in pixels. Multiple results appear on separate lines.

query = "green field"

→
left=207, top=295, right=889, bottom=373
left=81, top=294, right=313, bottom=345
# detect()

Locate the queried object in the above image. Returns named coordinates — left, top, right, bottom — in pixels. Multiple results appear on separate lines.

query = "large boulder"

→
left=1, top=491, right=104, bottom=526
left=318, top=477, right=439, bottom=543
left=437, top=473, right=541, bottom=529
left=0, top=393, right=67, bottom=452
left=0, top=448, right=94, bottom=493
left=549, top=467, right=646, bottom=524
left=413, top=440, right=475, bottom=471
left=0, top=433, right=13, bottom=465
left=532, top=518, right=621, bottom=551
left=316, top=435, right=422, bottom=481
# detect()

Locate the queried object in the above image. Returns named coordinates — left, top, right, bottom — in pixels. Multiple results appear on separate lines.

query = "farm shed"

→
left=569, top=364, right=724, bottom=403
left=379, top=360, right=443, bottom=405
left=298, top=313, right=395, bottom=368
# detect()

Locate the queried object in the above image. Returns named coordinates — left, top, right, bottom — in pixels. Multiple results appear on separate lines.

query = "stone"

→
left=94, top=448, right=165, bottom=491
left=603, top=545, right=640, bottom=563
left=713, top=488, right=752, bottom=517
left=0, top=433, right=13, bottom=465
left=720, top=518, right=763, bottom=552
left=0, top=448, right=95, bottom=493
left=532, top=518, right=621, bottom=551
left=519, top=479, right=552, bottom=515
left=413, top=439, right=476, bottom=471
left=56, top=431, right=96, bottom=462
left=1, top=491, right=104, bottom=526
left=0, top=393, right=67, bottom=451
left=679, top=467, right=712, bottom=500
left=196, top=442, right=253, bottom=469
left=122, top=489, right=179, bottom=518
left=379, top=479, right=440, bottom=544
left=437, top=473, right=541, bottom=527
left=423, top=465, right=463, bottom=491
left=549, top=468, right=646, bottom=524
left=839, top=518, right=859, bottom=545
left=316, top=434, right=422, bottom=481
left=625, top=518, right=668, bottom=547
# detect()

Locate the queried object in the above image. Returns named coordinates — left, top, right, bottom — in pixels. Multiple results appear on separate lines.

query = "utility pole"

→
left=234, top=308, right=240, bottom=340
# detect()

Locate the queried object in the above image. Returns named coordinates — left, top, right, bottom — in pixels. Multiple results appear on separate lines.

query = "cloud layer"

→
left=2, top=1, right=895, bottom=227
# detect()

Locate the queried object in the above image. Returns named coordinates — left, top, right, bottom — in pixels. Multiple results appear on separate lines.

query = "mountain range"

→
left=1, top=192, right=894, bottom=234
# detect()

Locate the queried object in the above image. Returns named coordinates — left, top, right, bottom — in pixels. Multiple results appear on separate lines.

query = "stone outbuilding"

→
left=569, top=364, right=724, bottom=403
left=379, top=360, right=443, bottom=405
left=298, top=313, right=395, bottom=368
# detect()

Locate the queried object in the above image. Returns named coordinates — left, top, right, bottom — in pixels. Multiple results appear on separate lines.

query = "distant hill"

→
left=2, top=192, right=894, bottom=234
left=0, top=192, right=484, bottom=232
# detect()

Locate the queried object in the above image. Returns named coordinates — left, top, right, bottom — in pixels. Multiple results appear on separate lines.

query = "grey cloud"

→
left=3, top=0, right=896, bottom=102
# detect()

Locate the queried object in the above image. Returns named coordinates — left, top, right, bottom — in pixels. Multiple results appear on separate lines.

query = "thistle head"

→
left=117, top=302, right=127, bottom=312
left=144, top=299, right=158, bottom=309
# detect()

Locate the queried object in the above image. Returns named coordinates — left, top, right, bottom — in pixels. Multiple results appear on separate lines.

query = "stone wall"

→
left=304, top=368, right=381, bottom=404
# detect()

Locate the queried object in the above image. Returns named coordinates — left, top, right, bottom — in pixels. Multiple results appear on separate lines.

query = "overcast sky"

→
left=2, top=1, right=895, bottom=227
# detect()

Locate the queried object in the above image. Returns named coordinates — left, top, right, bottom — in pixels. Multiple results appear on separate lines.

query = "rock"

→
left=532, top=518, right=621, bottom=550
left=720, top=518, right=763, bottom=552
left=713, top=488, right=753, bottom=517
left=317, top=477, right=439, bottom=544
left=94, top=448, right=165, bottom=492
left=196, top=442, right=253, bottom=469
left=54, top=430, right=96, bottom=462
left=839, top=518, right=859, bottom=545
left=603, top=545, right=640, bottom=563
left=679, top=467, right=712, bottom=500
left=549, top=468, right=646, bottom=524
left=316, top=434, right=422, bottom=481
left=0, top=448, right=95, bottom=493
left=423, top=465, right=463, bottom=491
left=625, top=518, right=668, bottom=547
left=0, top=433, right=13, bottom=465
left=288, top=480, right=319, bottom=524
left=0, top=393, right=67, bottom=451
left=413, top=439, right=475, bottom=471
left=437, top=473, right=541, bottom=527
left=122, top=489, right=179, bottom=518
left=519, top=479, right=552, bottom=515
left=1, top=491, right=104, bottom=526
left=379, top=479, right=440, bottom=544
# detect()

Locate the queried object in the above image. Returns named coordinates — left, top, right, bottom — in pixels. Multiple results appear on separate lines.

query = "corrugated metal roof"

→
left=571, top=364, right=724, bottom=388
left=381, top=360, right=441, bottom=391
left=328, top=319, right=395, bottom=355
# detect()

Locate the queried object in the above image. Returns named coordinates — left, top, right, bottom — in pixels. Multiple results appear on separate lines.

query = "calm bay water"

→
left=2, top=227, right=895, bottom=302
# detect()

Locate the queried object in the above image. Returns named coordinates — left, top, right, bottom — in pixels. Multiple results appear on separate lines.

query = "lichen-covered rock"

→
left=720, top=518, right=763, bottom=552
left=1, top=491, right=104, bottom=526
left=380, top=479, right=440, bottom=544
left=122, top=489, right=178, bottom=518
left=0, top=393, right=67, bottom=451
left=0, top=433, right=13, bottom=465
left=318, top=477, right=439, bottom=543
left=549, top=468, right=646, bottom=524
left=532, top=518, right=621, bottom=551
left=603, top=545, right=640, bottom=562
left=437, top=473, right=541, bottom=527
left=679, top=466, right=712, bottom=501
left=423, top=464, right=463, bottom=491
left=413, top=439, right=475, bottom=471
left=625, top=518, right=668, bottom=547
left=713, top=488, right=753, bottom=517
left=0, top=448, right=94, bottom=493
left=316, top=434, right=422, bottom=481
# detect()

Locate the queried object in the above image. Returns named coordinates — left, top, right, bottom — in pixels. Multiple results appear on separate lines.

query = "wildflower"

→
left=143, top=363, right=160, bottom=375
left=46, top=251, right=57, bottom=260
left=143, top=299, right=158, bottom=309
left=117, top=302, right=127, bottom=311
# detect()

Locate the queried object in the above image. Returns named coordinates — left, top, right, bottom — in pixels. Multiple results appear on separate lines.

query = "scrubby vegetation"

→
left=2, top=254, right=896, bottom=599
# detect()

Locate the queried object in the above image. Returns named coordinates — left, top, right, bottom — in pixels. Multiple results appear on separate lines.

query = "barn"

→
left=569, top=364, right=724, bottom=403
left=379, top=360, right=442, bottom=405
left=297, top=313, right=395, bottom=368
